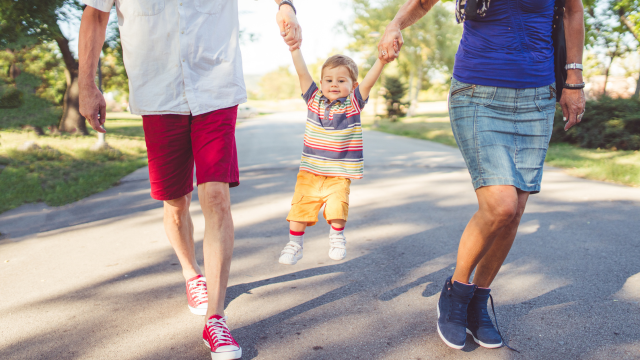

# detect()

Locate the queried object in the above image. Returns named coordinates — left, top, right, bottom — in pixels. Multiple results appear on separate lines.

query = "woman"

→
left=378, top=0, right=586, bottom=350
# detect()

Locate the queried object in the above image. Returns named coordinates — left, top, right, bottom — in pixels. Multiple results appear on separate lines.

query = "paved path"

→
left=1, top=113, right=639, bottom=360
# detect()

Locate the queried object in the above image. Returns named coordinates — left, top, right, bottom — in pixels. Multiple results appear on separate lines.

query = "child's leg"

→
left=330, top=219, right=345, bottom=230
left=328, top=219, right=347, bottom=261
left=290, top=221, right=308, bottom=233
left=279, top=222, right=307, bottom=265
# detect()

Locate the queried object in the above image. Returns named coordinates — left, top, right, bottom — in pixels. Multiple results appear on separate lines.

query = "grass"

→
left=367, top=115, right=640, bottom=188
left=0, top=118, right=147, bottom=214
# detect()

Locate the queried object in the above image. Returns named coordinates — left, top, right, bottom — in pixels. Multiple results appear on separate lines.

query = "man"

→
left=78, top=1, right=301, bottom=358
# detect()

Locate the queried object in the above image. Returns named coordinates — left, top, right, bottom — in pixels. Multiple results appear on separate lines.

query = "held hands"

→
left=378, top=23, right=403, bottom=63
left=276, top=5, right=302, bottom=50
left=79, top=82, right=107, bottom=133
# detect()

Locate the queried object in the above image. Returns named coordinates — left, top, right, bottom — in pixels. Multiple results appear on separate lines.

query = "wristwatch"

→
left=565, top=63, right=583, bottom=71
left=279, top=0, right=296, bottom=14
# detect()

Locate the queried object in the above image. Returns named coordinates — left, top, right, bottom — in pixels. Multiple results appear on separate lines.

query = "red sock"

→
left=290, top=230, right=305, bottom=236
left=331, top=225, right=344, bottom=232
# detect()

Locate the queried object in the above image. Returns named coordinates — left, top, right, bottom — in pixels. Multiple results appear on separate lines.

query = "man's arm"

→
left=378, top=0, right=439, bottom=62
left=560, top=0, right=586, bottom=131
left=274, top=0, right=302, bottom=50
left=290, top=49, right=313, bottom=95
left=78, top=6, right=110, bottom=133
left=358, top=59, right=387, bottom=101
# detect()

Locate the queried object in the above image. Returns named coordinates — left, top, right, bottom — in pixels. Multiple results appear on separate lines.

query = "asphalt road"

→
left=1, top=112, right=639, bottom=360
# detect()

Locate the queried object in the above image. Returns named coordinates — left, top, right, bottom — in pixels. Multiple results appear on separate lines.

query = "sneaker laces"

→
left=488, top=295, right=520, bottom=353
left=329, top=233, right=346, bottom=249
left=447, top=290, right=473, bottom=327
left=206, top=317, right=235, bottom=348
left=188, top=277, right=208, bottom=306
left=281, top=241, right=302, bottom=256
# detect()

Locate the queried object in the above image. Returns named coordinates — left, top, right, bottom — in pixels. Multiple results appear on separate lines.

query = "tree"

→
left=383, top=76, right=407, bottom=119
left=585, top=0, right=639, bottom=98
left=258, top=66, right=299, bottom=100
left=345, top=0, right=461, bottom=114
left=0, top=0, right=89, bottom=134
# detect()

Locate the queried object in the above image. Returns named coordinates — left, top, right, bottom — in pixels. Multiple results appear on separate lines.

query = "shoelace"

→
left=447, top=290, right=473, bottom=326
left=188, top=277, right=208, bottom=305
left=206, top=317, right=235, bottom=348
left=281, top=241, right=301, bottom=255
left=489, top=295, right=519, bottom=353
left=329, top=234, right=346, bottom=249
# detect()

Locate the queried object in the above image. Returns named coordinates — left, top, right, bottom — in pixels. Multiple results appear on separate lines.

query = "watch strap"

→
left=565, top=63, right=583, bottom=71
left=279, top=0, right=296, bottom=14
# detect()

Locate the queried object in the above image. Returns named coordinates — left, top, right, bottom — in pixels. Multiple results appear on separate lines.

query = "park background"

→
left=1, top=0, right=640, bottom=216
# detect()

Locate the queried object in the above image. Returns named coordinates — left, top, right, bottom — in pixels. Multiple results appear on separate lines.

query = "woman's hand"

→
left=378, top=22, right=403, bottom=63
left=276, top=5, right=302, bottom=50
left=559, top=88, right=586, bottom=131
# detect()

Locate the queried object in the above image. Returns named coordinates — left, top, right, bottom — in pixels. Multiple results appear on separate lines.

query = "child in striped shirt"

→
left=278, top=38, right=392, bottom=265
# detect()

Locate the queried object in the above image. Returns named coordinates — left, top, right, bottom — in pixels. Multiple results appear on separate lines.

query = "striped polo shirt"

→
left=300, top=82, right=367, bottom=179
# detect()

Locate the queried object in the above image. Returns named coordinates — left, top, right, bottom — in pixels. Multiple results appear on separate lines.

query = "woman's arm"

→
left=378, top=0, right=440, bottom=63
left=290, top=49, right=314, bottom=95
left=560, top=0, right=586, bottom=131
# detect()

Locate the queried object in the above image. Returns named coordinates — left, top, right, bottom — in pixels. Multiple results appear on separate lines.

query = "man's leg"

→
left=163, top=193, right=202, bottom=280
left=451, top=185, right=525, bottom=284
left=198, top=182, right=235, bottom=318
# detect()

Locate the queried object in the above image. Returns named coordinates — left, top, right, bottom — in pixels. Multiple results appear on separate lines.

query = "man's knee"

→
left=165, top=193, right=191, bottom=212
left=488, top=202, right=518, bottom=227
left=199, top=182, right=231, bottom=214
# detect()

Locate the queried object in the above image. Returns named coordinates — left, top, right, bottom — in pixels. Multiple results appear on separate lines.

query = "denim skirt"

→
left=448, top=78, right=556, bottom=194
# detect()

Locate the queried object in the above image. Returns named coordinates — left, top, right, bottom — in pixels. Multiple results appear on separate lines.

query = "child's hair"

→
left=321, top=55, right=358, bottom=83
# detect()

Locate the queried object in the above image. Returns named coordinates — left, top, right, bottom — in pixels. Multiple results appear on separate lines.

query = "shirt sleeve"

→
left=301, top=82, right=318, bottom=105
left=82, top=0, right=115, bottom=12
left=353, top=86, right=368, bottom=110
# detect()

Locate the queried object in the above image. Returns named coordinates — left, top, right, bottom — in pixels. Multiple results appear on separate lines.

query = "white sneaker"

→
left=279, top=241, right=303, bottom=265
left=329, top=232, right=346, bottom=261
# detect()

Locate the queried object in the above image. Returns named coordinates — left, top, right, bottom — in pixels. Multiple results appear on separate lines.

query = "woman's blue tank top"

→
left=452, top=0, right=555, bottom=89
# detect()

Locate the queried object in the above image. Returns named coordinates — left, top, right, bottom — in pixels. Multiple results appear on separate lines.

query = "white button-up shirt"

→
left=84, top=0, right=246, bottom=116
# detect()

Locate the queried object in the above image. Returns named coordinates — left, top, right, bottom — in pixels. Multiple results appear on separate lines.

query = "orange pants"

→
left=286, top=171, right=351, bottom=226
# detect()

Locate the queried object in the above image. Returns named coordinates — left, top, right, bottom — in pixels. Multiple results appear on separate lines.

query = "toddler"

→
left=278, top=37, right=391, bottom=265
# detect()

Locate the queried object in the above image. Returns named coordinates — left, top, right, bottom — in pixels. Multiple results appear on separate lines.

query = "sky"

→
left=61, top=1, right=356, bottom=77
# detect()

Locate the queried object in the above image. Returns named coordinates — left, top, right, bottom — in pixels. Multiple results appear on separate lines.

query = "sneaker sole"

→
left=465, top=329, right=503, bottom=349
left=279, top=254, right=302, bottom=265
left=189, top=305, right=207, bottom=316
left=436, top=303, right=465, bottom=350
left=328, top=250, right=346, bottom=261
left=203, top=339, right=242, bottom=360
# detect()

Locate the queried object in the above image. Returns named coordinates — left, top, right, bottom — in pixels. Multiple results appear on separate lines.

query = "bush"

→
left=0, top=87, right=24, bottom=109
left=551, top=97, right=640, bottom=150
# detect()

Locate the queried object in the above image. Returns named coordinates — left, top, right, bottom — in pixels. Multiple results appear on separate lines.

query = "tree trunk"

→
left=55, top=35, right=88, bottom=135
left=407, top=69, right=415, bottom=116
left=603, top=54, right=616, bottom=97
left=635, top=54, right=640, bottom=100
left=411, top=64, right=423, bottom=115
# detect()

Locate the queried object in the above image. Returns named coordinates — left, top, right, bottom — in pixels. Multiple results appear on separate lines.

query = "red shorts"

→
left=142, top=106, right=239, bottom=201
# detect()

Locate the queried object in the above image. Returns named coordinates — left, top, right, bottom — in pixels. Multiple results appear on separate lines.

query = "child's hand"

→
left=284, top=22, right=301, bottom=52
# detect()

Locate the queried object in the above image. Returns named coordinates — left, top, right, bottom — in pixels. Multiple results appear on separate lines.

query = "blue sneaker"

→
left=436, top=277, right=477, bottom=349
left=466, top=287, right=503, bottom=348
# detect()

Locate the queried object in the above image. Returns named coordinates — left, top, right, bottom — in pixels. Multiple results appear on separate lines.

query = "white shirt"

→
left=84, top=0, right=247, bottom=116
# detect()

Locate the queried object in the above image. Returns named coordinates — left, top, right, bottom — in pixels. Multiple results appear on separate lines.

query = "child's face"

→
left=321, top=66, right=358, bottom=102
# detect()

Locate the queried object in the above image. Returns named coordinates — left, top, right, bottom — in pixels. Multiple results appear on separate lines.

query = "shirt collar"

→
left=319, top=91, right=348, bottom=106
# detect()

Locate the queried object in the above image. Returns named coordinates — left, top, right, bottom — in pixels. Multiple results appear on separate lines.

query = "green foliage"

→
left=551, top=98, right=640, bottom=150
left=0, top=73, right=61, bottom=129
left=345, top=1, right=461, bottom=98
left=258, top=66, right=299, bottom=100
left=0, top=87, right=23, bottom=108
left=383, top=76, right=407, bottom=118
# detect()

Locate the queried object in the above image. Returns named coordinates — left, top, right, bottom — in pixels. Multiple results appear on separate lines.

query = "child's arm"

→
left=291, top=48, right=314, bottom=95
left=357, top=58, right=386, bottom=101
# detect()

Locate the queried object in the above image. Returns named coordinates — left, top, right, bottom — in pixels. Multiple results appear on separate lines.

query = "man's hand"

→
left=79, top=83, right=107, bottom=133
left=276, top=4, right=302, bottom=50
left=559, top=88, right=585, bottom=131
left=378, top=22, right=403, bottom=63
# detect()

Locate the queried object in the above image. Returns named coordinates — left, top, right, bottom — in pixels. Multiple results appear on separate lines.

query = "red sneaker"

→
left=202, top=315, right=242, bottom=360
left=186, top=275, right=208, bottom=315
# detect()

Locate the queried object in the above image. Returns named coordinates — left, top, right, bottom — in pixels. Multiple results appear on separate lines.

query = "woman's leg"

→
left=451, top=185, right=526, bottom=285
left=472, top=189, right=529, bottom=287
